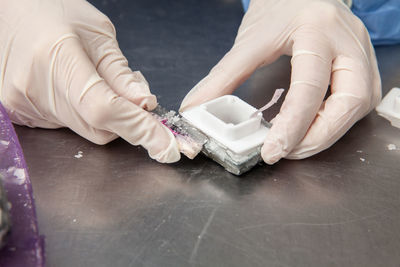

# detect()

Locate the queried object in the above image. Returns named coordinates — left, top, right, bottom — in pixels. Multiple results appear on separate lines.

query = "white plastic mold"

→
left=181, top=95, right=269, bottom=155
left=376, top=87, right=400, bottom=128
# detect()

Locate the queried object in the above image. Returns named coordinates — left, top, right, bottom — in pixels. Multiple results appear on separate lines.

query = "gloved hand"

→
left=0, top=0, right=180, bottom=163
left=180, top=0, right=381, bottom=164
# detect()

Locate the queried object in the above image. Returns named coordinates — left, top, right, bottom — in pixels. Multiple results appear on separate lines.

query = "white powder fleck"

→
left=74, top=151, right=83, bottom=158
left=7, top=167, right=26, bottom=185
left=14, top=168, right=25, bottom=179
left=73, top=219, right=77, bottom=223
left=387, top=144, right=397, bottom=151
left=0, top=140, right=10, bottom=146
left=360, top=158, right=366, bottom=162
left=356, top=150, right=363, bottom=153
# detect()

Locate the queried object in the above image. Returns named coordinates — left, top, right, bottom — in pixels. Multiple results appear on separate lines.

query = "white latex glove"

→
left=180, top=0, right=381, bottom=164
left=0, top=0, right=180, bottom=163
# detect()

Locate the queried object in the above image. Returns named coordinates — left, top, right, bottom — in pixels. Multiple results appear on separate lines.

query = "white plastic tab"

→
left=181, top=95, right=269, bottom=155
left=376, top=87, right=400, bottom=128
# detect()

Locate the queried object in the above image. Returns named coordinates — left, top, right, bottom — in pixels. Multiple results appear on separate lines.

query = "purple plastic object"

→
left=0, top=102, right=45, bottom=266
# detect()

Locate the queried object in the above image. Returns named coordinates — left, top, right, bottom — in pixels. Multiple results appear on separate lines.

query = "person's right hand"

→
left=0, top=0, right=180, bottom=163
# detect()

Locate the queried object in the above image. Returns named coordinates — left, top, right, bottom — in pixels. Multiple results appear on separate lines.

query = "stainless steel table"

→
left=14, top=0, right=400, bottom=266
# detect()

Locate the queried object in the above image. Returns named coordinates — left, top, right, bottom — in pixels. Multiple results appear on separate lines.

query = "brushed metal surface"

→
left=14, top=0, right=400, bottom=266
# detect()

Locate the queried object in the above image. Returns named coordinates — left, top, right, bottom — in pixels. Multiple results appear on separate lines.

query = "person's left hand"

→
left=180, top=0, right=381, bottom=164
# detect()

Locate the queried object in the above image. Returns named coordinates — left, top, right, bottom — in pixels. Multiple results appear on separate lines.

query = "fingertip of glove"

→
left=149, top=125, right=181, bottom=163
left=126, top=80, right=157, bottom=110
left=180, top=94, right=203, bottom=113
left=261, top=141, right=283, bottom=165
left=179, top=81, right=205, bottom=112
left=151, top=144, right=181, bottom=163
left=139, top=94, right=158, bottom=111
left=179, top=93, right=195, bottom=112
left=179, top=102, right=191, bottom=113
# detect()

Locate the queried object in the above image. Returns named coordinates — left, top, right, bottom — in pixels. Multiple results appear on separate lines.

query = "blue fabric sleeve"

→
left=241, top=0, right=250, bottom=11
left=240, top=0, right=400, bottom=46
left=352, top=0, right=400, bottom=45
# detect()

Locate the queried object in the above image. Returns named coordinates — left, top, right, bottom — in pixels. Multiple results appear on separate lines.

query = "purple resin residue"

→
left=160, top=119, right=179, bottom=136
left=0, top=102, right=45, bottom=266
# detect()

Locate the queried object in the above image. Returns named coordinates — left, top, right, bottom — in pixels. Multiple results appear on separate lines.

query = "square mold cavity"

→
left=181, top=95, right=269, bottom=156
